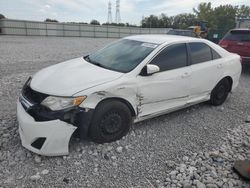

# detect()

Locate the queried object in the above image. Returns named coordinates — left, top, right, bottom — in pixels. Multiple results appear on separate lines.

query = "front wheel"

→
left=89, top=100, right=132, bottom=143
left=210, top=79, right=230, bottom=106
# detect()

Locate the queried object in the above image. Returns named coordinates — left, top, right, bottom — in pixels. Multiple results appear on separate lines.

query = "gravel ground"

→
left=0, top=36, right=250, bottom=188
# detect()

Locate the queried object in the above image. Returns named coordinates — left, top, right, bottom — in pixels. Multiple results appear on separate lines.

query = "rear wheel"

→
left=210, top=79, right=230, bottom=106
left=89, top=100, right=132, bottom=143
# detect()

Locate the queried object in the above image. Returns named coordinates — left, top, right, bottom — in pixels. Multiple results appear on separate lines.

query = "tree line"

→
left=44, top=18, right=137, bottom=27
left=141, top=3, right=250, bottom=31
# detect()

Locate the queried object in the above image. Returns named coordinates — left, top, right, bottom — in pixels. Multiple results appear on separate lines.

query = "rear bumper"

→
left=17, top=101, right=77, bottom=156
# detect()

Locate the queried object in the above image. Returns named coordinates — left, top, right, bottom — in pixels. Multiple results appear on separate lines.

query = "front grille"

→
left=22, top=82, right=48, bottom=104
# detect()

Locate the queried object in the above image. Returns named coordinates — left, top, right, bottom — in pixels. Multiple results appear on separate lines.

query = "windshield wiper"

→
left=92, top=62, right=106, bottom=68
left=84, top=55, right=106, bottom=69
left=84, top=55, right=92, bottom=62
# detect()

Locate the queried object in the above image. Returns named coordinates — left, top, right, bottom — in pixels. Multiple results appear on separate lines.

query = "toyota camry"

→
left=17, top=35, right=242, bottom=156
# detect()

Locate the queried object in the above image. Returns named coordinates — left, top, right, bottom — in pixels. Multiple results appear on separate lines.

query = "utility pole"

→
left=107, top=1, right=112, bottom=23
left=115, top=0, right=121, bottom=24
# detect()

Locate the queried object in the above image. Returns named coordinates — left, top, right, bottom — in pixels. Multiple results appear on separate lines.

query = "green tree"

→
left=237, top=5, right=250, bottom=17
left=0, top=14, right=5, bottom=19
left=44, top=18, right=58, bottom=22
left=102, top=22, right=127, bottom=27
left=193, top=2, right=245, bottom=30
left=90, top=20, right=100, bottom=25
left=141, top=13, right=196, bottom=29
left=212, top=5, right=237, bottom=30
left=172, top=13, right=196, bottom=29
left=141, top=15, right=160, bottom=28
left=141, top=2, right=250, bottom=31
left=158, top=14, right=173, bottom=28
left=193, top=2, right=212, bottom=20
left=193, top=2, right=214, bottom=28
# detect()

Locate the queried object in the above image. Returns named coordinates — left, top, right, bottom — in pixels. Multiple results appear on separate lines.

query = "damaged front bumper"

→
left=17, top=101, right=77, bottom=156
left=17, top=79, right=94, bottom=156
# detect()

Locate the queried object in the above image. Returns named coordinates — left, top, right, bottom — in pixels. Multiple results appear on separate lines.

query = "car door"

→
left=136, top=43, right=191, bottom=118
left=187, top=42, right=224, bottom=104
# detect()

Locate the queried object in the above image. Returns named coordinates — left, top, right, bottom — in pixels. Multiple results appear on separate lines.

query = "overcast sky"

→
left=1, top=0, right=250, bottom=25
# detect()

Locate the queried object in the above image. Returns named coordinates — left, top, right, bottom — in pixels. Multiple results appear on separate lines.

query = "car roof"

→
left=125, top=34, right=201, bottom=45
left=230, top=28, right=250, bottom=31
left=126, top=34, right=231, bottom=57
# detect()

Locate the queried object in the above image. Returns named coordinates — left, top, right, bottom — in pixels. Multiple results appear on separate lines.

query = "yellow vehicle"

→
left=188, top=21, right=208, bottom=38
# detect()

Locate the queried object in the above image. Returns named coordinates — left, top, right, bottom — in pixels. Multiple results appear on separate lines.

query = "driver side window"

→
left=150, top=43, right=188, bottom=72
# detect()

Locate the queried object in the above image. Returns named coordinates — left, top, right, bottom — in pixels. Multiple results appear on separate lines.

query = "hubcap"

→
left=216, top=85, right=226, bottom=100
left=100, top=112, right=122, bottom=135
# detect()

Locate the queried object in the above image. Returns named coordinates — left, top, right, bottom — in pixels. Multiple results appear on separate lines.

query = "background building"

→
left=236, top=17, right=250, bottom=28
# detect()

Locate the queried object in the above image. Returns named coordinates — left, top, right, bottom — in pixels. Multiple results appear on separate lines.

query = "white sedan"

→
left=17, top=35, right=241, bottom=156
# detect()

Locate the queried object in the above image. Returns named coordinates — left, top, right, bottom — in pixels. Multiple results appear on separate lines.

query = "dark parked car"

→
left=219, top=29, right=250, bottom=64
left=167, top=29, right=197, bottom=37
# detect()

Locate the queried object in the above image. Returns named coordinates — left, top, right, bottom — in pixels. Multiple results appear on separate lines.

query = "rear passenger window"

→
left=189, top=42, right=212, bottom=64
left=211, top=49, right=221, bottom=60
left=150, top=43, right=187, bottom=72
left=224, top=30, right=250, bottom=41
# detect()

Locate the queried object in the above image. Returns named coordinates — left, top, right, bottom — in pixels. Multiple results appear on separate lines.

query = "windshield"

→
left=85, top=39, right=158, bottom=73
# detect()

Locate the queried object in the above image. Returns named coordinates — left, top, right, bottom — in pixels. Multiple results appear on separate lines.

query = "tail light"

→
left=219, top=40, right=229, bottom=48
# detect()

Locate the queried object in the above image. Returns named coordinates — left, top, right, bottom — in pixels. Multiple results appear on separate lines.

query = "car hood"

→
left=30, top=57, right=123, bottom=96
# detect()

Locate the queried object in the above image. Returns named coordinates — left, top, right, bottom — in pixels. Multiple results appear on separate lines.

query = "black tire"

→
left=89, top=100, right=132, bottom=143
left=210, top=79, right=230, bottom=106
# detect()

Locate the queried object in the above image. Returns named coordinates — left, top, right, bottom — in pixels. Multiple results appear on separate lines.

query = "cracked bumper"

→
left=17, top=101, right=77, bottom=156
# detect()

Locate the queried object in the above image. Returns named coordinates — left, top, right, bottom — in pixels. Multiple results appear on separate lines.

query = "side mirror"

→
left=147, top=64, right=160, bottom=75
left=140, top=64, right=160, bottom=76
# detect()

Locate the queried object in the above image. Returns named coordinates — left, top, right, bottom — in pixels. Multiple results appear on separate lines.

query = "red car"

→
left=219, top=29, right=250, bottom=64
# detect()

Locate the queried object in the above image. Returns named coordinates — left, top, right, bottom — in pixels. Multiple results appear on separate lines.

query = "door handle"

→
left=182, top=72, right=190, bottom=78
left=217, top=64, right=223, bottom=69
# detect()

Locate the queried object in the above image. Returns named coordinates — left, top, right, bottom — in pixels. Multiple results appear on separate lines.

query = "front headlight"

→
left=41, top=96, right=87, bottom=111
